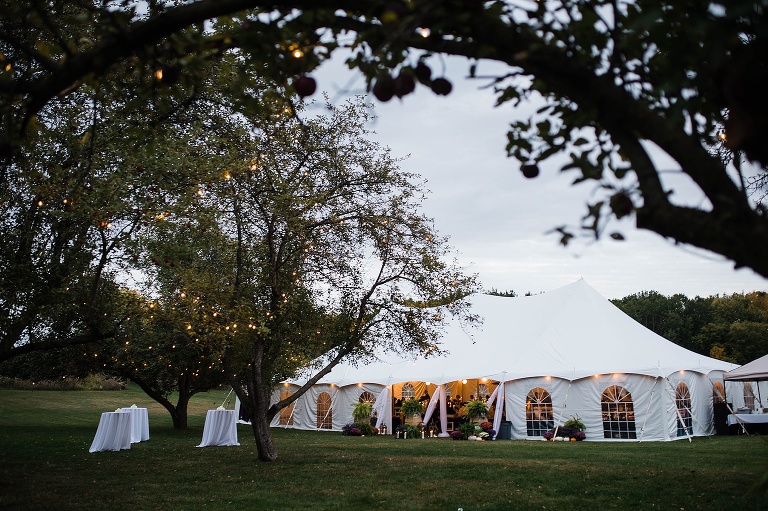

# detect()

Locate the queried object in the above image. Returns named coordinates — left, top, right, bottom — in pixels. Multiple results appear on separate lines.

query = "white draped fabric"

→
left=423, top=389, right=440, bottom=426
left=197, top=410, right=239, bottom=447
left=373, top=386, right=391, bottom=430
left=491, top=380, right=505, bottom=435
left=122, top=407, right=150, bottom=443
left=89, top=411, right=132, bottom=453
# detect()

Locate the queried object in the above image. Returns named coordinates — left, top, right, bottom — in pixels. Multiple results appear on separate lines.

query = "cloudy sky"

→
left=312, top=55, right=766, bottom=300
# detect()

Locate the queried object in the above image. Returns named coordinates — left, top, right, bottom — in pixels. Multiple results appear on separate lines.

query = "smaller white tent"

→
left=724, top=353, right=768, bottom=412
left=725, top=353, right=768, bottom=381
left=270, top=280, right=744, bottom=441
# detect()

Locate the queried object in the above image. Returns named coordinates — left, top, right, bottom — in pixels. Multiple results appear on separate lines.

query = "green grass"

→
left=1, top=385, right=767, bottom=511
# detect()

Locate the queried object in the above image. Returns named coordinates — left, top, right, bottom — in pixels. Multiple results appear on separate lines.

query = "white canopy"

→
left=287, top=279, right=735, bottom=388
left=724, top=353, right=768, bottom=381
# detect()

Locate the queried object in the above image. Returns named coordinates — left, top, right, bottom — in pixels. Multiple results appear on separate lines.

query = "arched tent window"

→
left=402, top=383, right=416, bottom=399
left=744, top=382, right=756, bottom=410
left=601, top=385, right=637, bottom=439
left=526, top=387, right=554, bottom=437
left=476, top=383, right=489, bottom=401
left=712, top=381, right=726, bottom=404
left=675, top=383, right=692, bottom=437
left=359, top=391, right=375, bottom=404
left=444, top=384, right=451, bottom=398
left=316, top=392, right=333, bottom=429
left=278, top=390, right=295, bottom=426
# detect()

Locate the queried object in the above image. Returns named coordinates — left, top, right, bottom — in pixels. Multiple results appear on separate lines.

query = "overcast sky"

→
left=311, top=55, right=767, bottom=300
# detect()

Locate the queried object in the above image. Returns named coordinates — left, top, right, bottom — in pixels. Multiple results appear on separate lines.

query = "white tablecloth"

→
left=197, top=409, right=239, bottom=447
left=89, top=412, right=132, bottom=453
left=727, top=413, right=768, bottom=425
left=122, top=407, right=150, bottom=443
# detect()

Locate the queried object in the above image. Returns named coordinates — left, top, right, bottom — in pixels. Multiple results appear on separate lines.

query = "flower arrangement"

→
left=479, top=421, right=496, bottom=440
left=542, top=416, right=587, bottom=441
left=450, top=430, right=464, bottom=440
left=341, top=423, right=362, bottom=436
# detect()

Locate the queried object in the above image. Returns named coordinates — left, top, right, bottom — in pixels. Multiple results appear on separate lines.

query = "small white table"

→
left=727, top=413, right=768, bottom=426
left=89, top=411, right=132, bottom=453
left=122, top=407, right=150, bottom=443
left=197, top=409, right=239, bottom=447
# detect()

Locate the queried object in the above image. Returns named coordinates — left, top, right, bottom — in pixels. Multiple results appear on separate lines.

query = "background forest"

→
left=611, top=290, right=768, bottom=366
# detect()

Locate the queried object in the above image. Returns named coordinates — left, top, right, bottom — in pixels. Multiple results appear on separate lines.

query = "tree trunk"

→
left=249, top=360, right=279, bottom=462
left=250, top=407, right=278, bottom=462
left=173, top=377, right=190, bottom=429
left=127, top=373, right=191, bottom=429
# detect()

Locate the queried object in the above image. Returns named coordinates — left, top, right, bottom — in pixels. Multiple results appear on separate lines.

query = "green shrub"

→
left=401, top=398, right=423, bottom=416
left=406, top=424, right=422, bottom=438
left=0, top=374, right=124, bottom=390
left=354, top=422, right=377, bottom=436
left=458, top=422, right=478, bottom=439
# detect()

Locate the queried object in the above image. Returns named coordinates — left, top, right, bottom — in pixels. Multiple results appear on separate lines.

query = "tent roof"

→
left=724, top=353, right=768, bottom=381
left=287, top=280, right=736, bottom=387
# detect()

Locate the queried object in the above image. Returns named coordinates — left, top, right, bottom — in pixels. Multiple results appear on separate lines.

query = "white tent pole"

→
left=664, top=377, right=692, bottom=443
left=222, top=387, right=233, bottom=407
left=317, top=386, right=337, bottom=430
left=553, top=380, right=572, bottom=438
left=710, top=376, right=749, bottom=435
left=638, top=378, right=659, bottom=442
left=664, top=378, right=708, bottom=438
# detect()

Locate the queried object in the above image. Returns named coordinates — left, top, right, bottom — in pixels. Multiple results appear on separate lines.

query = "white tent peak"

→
left=285, top=279, right=735, bottom=388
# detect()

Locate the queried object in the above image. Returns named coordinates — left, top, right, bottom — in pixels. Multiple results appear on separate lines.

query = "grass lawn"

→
left=1, top=384, right=766, bottom=511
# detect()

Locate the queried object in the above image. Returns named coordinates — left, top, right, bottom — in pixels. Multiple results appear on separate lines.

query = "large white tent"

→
left=270, top=280, right=748, bottom=441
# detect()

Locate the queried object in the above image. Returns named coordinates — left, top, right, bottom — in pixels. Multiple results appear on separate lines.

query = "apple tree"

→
left=128, top=94, right=480, bottom=461
left=2, top=0, right=767, bottom=280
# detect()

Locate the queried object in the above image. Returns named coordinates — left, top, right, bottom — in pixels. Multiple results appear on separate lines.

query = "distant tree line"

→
left=611, top=291, right=768, bottom=365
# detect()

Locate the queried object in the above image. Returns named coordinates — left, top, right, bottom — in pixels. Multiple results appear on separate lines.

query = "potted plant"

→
left=401, top=398, right=423, bottom=426
left=563, top=415, right=586, bottom=433
left=465, top=399, right=488, bottom=424
left=352, top=401, right=373, bottom=423
left=458, top=422, right=478, bottom=440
